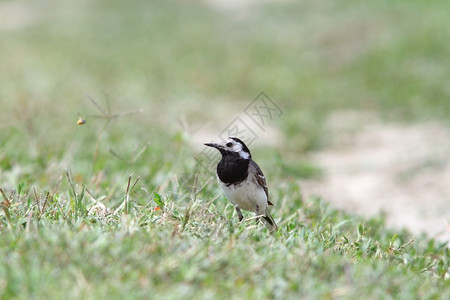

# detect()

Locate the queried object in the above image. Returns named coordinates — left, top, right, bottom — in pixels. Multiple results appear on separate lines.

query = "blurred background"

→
left=0, top=0, right=449, bottom=241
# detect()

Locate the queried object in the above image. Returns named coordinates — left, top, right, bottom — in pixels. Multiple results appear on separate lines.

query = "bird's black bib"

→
left=216, top=154, right=249, bottom=186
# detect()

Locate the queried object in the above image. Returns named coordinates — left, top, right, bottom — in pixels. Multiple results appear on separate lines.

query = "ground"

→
left=301, top=112, right=450, bottom=244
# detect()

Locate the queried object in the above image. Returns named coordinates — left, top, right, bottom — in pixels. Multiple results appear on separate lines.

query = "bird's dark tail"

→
left=262, top=208, right=278, bottom=232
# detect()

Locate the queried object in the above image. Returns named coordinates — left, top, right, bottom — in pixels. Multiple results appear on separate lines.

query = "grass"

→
left=0, top=0, right=449, bottom=298
left=1, top=181, right=449, bottom=299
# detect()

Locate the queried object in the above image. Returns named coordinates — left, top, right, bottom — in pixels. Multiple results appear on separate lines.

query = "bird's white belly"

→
left=219, top=178, right=268, bottom=213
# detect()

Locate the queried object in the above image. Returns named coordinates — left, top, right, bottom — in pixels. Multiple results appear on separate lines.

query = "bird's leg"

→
left=235, top=205, right=243, bottom=222
left=255, top=205, right=261, bottom=224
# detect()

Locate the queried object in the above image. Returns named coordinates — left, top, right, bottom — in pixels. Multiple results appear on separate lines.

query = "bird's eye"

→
left=226, top=142, right=233, bottom=147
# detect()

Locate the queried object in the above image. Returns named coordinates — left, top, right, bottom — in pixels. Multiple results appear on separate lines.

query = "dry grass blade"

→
left=0, top=187, right=11, bottom=206
left=33, top=187, right=41, bottom=212
left=83, top=95, right=144, bottom=168
left=39, top=192, right=50, bottom=217
left=116, top=174, right=140, bottom=214
left=0, top=187, right=12, bottom=227
left=86, top=94, right=143, bottom=119
left=108, top=142, right=150, bottom=164
left=109, top=148, right=128, bottom=163
left=86, top=94, right=107, bottom=116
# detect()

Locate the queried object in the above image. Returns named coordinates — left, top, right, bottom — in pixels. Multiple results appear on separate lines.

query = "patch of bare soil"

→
left=0, top=2, right=41, bottom=31
left=301, top=111, right=450, bottom=244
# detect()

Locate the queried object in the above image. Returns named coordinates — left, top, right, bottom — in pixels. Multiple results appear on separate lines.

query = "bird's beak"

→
left=204, top=142, right=221, bottom=149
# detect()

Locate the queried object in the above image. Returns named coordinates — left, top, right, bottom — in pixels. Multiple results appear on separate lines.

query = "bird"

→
left=204, top=137, right=277, bottom=232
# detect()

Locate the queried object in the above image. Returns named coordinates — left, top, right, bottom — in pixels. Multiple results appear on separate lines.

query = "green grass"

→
left=0, top=0, right=449, bottom=298
left=1, top=181, right=449, bottom=299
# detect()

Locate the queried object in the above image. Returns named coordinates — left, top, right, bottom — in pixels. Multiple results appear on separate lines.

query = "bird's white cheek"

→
left=238, top=151, right=250, bottom=159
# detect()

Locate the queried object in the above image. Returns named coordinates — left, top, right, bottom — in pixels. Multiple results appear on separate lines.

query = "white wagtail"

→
left=204, top=137, right=277, bottom=232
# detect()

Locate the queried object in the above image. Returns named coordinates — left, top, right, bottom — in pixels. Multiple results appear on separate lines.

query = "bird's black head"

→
left=204, top=137, right=251, bottom=159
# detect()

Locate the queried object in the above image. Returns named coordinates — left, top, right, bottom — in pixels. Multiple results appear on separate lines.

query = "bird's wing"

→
left=249, top=160, right=273, bottom=206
